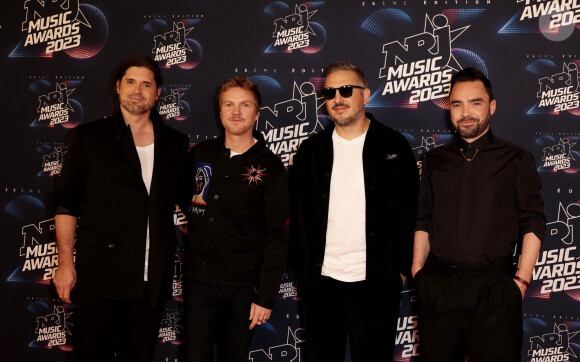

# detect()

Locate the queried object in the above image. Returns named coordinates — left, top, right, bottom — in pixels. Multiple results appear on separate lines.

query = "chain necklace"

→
left=460, top=148, right=479, bottom=162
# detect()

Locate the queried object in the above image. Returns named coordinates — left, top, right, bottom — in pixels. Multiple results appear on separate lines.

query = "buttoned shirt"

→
left=415, top=130, right=545, bottom=264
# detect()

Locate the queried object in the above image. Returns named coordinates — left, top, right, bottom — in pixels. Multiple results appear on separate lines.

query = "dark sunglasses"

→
left=321, top=85, right=365, bottom=100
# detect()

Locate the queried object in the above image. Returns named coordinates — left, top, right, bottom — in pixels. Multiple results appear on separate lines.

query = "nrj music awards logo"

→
left=518, top=0, right=580, bottom=29
left=40, top=146, right=67, bottom=176
left=8, top=218, right=60, bottom=284
left=147, top=19, right=202, bottom=69
left=30, top=79, right=83, bottom=128
left=172, top=253, right=183, bottom=299
left=378, top=13, right=470, bottom=105
left=256, top=79, right=326, bottom=166
left=535, top=62, right=579, bottom=114
left=158, top=312, right=181, bottom=343
left=272, top=4, right=316, bottom=51
left=37, top=83, right=75, bottom=126
left=265, top=2, right=326, bottom=53
left=15, top=0, right=107, bottom=58
left=34, top=306, right=72, bottom=348
left=249, top=327, right=305, bottom=362
left=542, top=138, right=576, bottom=172
left=527, top=324, right=578, bottom=361
left=532, top=201, right=580, bottom=296
left=158, top=89, right=186, bottom=120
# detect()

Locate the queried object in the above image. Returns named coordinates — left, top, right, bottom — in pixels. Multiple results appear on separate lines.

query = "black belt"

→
left=426, top=254, right=513, bottom=278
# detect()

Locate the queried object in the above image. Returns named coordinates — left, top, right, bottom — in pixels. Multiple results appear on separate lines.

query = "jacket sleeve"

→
left=394, top=135, right=419, bottom=279
left=176, top=147, right=195, bottom=216
left=54, top=128, right=87, bottom=217
left=254, top=161, right=290, bottom=309
left=415, top=152, right=434, bottom=234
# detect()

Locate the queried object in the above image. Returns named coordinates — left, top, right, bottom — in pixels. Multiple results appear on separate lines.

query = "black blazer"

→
left=54, top=110, right=188, bottom=306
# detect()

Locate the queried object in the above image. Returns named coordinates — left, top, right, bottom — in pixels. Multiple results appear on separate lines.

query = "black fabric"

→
left=54, top=110, right=189, bottom=305
left=178, top=132, right=289, bottom=309
left=415, top=130, right=546, bottom=264
left=72, top=288, right=164, bottom=362
left=182, top=278, right=256, bottom=362
left=415, top=257, right=523, bottom=362
left=288, top=113, right=419, bottom=285
left=301, top=276, right=403, bottom=362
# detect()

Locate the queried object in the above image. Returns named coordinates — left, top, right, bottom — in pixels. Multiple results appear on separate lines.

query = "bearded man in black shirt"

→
left=412, top=67, right=545, bottom=362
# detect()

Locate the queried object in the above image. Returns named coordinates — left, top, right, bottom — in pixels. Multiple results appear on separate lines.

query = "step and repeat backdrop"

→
left=1, top=0, right=579, bottom=361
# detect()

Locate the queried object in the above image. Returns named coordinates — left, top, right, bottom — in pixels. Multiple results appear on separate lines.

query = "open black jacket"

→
left=289, top=113, right=418, bottom=286
left=177, top=132, right=289, bottom=309
left=54, top=110, right=189, bottom=306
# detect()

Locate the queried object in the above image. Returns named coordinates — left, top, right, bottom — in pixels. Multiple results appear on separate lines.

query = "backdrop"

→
left=1, top=1, right=579, bottom=361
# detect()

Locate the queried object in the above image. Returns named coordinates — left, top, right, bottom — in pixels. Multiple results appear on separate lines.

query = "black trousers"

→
left=301, top=275, right=403, bottom=362
left=183, top=278, right=256, bottom=362
left=414, top=256, right=523, bottom=362
left=72, top=288, right=164, bottom=362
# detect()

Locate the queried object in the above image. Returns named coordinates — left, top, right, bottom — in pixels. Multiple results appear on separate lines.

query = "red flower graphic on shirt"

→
left=243, top=165, right=266, bottom=185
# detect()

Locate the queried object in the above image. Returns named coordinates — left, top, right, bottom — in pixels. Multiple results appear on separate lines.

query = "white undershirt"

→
left=136, top=143, right=154, bottom=281
left=228, top=138, right=257, bottom=157
left=322, top=129, right=367, bottom=282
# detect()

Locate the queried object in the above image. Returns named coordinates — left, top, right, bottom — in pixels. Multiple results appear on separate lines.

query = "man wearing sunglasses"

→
left=289, top=61, right=418, bottom=361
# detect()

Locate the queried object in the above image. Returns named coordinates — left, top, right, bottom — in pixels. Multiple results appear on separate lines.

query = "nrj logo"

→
left=35, top=306, right=72, bottom=347
left=21, top=0, right=90, bottom=54
left=536, top=62, right=579, bottom=113
left=158, top=312, right=181, bottom=343
left=534, top=202, right=580, bottom=294
left=8, top=218, right=60, bottom=283
left=272, top=3, right=317, bottom=51
left=172, top=253, right=183, bottom=298
left=379, top=13, right=469, bottom=104
left=527, top=324, right=578, bottom=361
left=158, top=89, right=185, bottom=120
left=542, top=138, right=576, bottom=171
left=257, top=81, right=325, bottom=166
left=249, top=327, right=305, bottom=362
left=152, top=21, right=198, bottom=68
left=37, top=83, right=75, bottom=126
left=41, top=146, right=67, bottom=176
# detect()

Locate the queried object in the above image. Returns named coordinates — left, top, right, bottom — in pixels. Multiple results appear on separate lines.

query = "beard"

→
left=456, top=116, right=490, bottom=139
left=330, top=104, right=365, bottom=127
left=120, top=94, right=153, bottom=115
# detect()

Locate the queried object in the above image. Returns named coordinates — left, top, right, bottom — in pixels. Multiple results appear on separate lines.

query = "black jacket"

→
left=289, top=113, right=418, bottom=285
left=54, top=110, right=189, bottom=306
left=178, top=132, right=289, bottom=309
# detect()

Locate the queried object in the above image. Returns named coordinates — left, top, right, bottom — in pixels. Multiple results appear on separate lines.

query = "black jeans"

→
left=183, top=278, right=256, bottom=362
left=301, top=275, right=403, bottom=362
left=414, top=256, right=522, bottom=362
left=72, top=287, right=164, bottom=362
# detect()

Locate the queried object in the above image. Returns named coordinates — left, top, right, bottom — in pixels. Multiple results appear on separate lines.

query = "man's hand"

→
left=411, top=263, right=423, bottom=279
left=53, top=263, right=77, bottom=304
left=249, top=303, right=271, bottom=330
left=513, top=277, right=528, bottom=300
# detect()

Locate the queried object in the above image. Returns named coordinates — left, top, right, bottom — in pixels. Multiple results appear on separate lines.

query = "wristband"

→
left=513, top=275, right=530, bottom=287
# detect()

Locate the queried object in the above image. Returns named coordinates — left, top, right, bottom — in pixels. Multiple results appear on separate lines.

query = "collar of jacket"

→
left=112, top=108, right=165, bottom=139
left=217, top=130, right=267, bottom=157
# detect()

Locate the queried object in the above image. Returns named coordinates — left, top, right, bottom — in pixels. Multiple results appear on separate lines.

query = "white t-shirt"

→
left=136, top=143, right=154, bottom=281
left=322, top=129, right=367, bottom=282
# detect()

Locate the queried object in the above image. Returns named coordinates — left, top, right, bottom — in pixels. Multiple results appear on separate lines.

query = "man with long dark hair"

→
left=53, top=55, right=188, bottom=361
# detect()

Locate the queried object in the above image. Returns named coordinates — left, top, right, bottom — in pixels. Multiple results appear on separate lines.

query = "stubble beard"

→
left=120, top=95, right=152, bottom=115
left=457, top=116, right=490, bottom=139
left=331, top=105, right=365, bottom=127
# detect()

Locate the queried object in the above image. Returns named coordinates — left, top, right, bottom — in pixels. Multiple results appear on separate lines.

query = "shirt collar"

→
left=456, top=129, right=493, bottom=152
